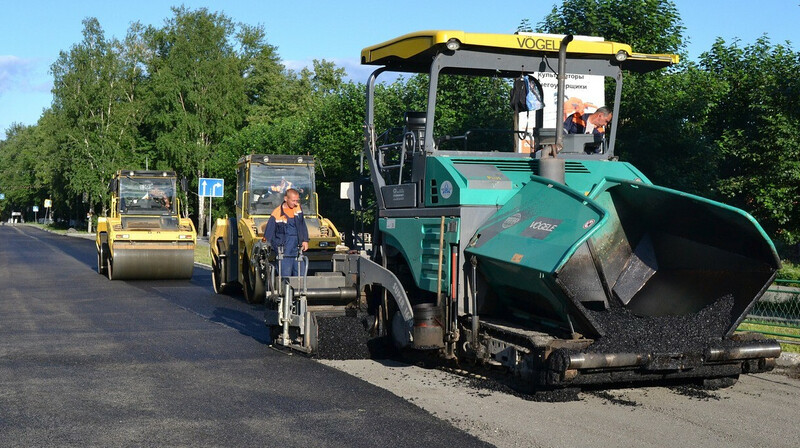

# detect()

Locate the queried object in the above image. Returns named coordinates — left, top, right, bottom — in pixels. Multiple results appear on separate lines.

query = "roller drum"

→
left=110, top=243, right=195, bottom=280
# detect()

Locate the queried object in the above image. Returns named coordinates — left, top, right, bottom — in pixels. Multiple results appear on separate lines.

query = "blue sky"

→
left=1, top=0, right=798, bottom=137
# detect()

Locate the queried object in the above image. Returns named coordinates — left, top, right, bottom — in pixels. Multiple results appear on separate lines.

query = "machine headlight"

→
left=446, top=39, right=461, bottom=51
left=615, top=50, right=628, bottom=61
left=319, top=241, right=330, bottom=247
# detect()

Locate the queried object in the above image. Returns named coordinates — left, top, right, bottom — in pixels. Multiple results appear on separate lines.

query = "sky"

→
left=1, top=0, right=798, bottom=137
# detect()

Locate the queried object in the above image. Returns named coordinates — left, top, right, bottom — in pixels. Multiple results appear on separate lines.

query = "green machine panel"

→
left=380, top=216, right=461, bottom=294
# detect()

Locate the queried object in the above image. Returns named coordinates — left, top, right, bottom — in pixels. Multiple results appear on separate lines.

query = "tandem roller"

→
left=96, top=170, right=197, bottom=281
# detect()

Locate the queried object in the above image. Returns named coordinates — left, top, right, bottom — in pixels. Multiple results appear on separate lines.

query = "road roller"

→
left=209, top=154, right=347, bottom=303
left=273, top=30, right=782, bottom=389
left=96, top=170, right=196, bottom=280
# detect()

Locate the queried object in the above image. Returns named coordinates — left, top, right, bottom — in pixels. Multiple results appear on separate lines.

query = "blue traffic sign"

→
left=199, top=178, right=224, bottom=198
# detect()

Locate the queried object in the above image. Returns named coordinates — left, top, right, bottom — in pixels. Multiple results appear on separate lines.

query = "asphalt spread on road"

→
left=0, top=225, right=489, bottom=447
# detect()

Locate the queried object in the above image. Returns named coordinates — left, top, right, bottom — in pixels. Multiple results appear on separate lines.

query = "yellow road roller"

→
left=96, top=170, right=196, bottom=280
left=209, top=154, right=347, bottom=303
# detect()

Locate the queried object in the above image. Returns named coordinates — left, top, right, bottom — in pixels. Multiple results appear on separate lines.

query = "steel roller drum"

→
left=110, top=242, right=195, bottom=280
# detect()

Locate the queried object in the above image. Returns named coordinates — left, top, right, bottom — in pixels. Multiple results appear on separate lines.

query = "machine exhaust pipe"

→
left=553, top=34, right=574, bottom=146
left=539, top=34, right=573, bottom=184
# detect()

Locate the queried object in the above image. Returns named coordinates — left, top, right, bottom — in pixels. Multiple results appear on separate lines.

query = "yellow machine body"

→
left=209, top=154, right=346, bottom=302
left=96, top=170, right=196, bottom=280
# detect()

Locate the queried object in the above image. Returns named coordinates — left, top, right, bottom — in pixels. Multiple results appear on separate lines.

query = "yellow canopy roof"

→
left=361, top=30, right=679, bottom=73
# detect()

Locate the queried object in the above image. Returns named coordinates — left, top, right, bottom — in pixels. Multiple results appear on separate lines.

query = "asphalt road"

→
left=0, top=225, right=488, bottom=447
left=3, top=224, right=800, bottom=448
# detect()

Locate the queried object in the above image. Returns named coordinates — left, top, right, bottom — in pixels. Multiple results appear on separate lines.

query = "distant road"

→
left=0, top=225, right=487, bottom=447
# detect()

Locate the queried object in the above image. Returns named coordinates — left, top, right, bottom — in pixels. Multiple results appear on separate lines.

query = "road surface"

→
left=1, top=225, right=799, bottom=447
left=0, top=225, right=487, bottom=447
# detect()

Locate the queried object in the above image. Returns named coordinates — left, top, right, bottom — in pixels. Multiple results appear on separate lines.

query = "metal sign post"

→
left=198, top=178, right=224, bottom=236
left=44, top=199, right=52, bottom=223
left=33, top=205, right=39, bottom=223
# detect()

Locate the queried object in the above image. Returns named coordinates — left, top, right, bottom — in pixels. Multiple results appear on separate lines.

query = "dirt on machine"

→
left=209, top=154, right=347, bottom=304
left=96, top=170, right=197, bottom=280
left=263, top=30, right=782, bottom=390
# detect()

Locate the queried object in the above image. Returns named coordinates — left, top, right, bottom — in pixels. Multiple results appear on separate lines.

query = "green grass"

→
left=26, top=222, right=69, bottom=235
left=194, top=244, right=212, bottom=266
left=777, top=260, right=800, bottom=281
left=738, top=322, right=800, bottom=353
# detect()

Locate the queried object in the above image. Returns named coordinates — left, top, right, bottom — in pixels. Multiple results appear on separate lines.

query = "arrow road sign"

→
left=199, top=178, right=224, bottom=198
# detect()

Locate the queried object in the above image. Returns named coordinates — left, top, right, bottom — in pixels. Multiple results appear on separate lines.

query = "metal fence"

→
left=741, top=279, right=800, bottom=344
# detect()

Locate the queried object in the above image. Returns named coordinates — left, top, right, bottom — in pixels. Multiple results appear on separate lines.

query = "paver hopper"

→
left=466, top=175, right=780, bottom=385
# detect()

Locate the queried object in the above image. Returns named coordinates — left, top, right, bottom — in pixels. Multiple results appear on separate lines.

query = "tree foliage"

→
left=701, top=37, right=800, bottom=242
left=1, top=2, right=799, bottom=257
left=538, top=0, right=685, bottom=55
left=50, top=18, right=145, bottom=214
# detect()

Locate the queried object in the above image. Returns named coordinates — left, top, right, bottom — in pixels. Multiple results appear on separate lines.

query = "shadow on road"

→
left=211, top=306, right=270, bottom=344
left=28, top=227, right=98, bottom=271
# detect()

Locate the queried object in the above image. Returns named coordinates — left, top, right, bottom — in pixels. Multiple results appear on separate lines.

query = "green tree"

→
left=538, top=0, right=685, bottom=55
left=140, top=6, right=249, bottom=234
left=701, top=37, right=800, bottom=244
left=617, top=64, right=724, bottom=196
left=238, top=24, right=300, bottom=125
left=209, top=60, right=358, bottom=225
left=49, top=17, right=145, bottom=215
left=0, top=123, right=49, bottom=220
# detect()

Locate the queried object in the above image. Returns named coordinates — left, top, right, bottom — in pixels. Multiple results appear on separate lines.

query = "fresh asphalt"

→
left=0, top=225, right=489, bottom=447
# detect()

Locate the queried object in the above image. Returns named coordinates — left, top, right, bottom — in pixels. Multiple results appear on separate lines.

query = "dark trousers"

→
left=279, top=256, right=305, bottom=277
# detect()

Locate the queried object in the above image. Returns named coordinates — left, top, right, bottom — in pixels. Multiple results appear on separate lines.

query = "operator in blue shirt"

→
left=264, top=188, right=309, bottom=277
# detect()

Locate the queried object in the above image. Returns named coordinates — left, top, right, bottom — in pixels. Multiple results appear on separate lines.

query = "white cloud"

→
left=0, top=55, right=46, bottom=95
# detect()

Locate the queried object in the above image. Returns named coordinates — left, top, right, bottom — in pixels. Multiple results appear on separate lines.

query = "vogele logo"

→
left=440, top=180, right=453, bottom=199
left=502, top=213, right=522, bottom=229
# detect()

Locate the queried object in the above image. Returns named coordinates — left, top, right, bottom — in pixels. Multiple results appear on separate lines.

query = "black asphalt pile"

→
left=669, top=385, right=722, bottom=401
left=589, top=390, right=640, bottom=407
left=459, top=374, right=581, bottom=402
left=314, top=315, right=372, bottom=360
left=585, top=294, right=735, bottom=354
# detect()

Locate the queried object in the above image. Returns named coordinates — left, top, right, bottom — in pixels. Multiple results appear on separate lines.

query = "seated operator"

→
left=146, top=187, right=171, bottom=209
left=269, top=176, right=293, bottom=194
left=138, top=187, right=170, bottom=209
left=263, top=188, right=309, bottom=277
left=564, top=106, right=612, bottom=135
